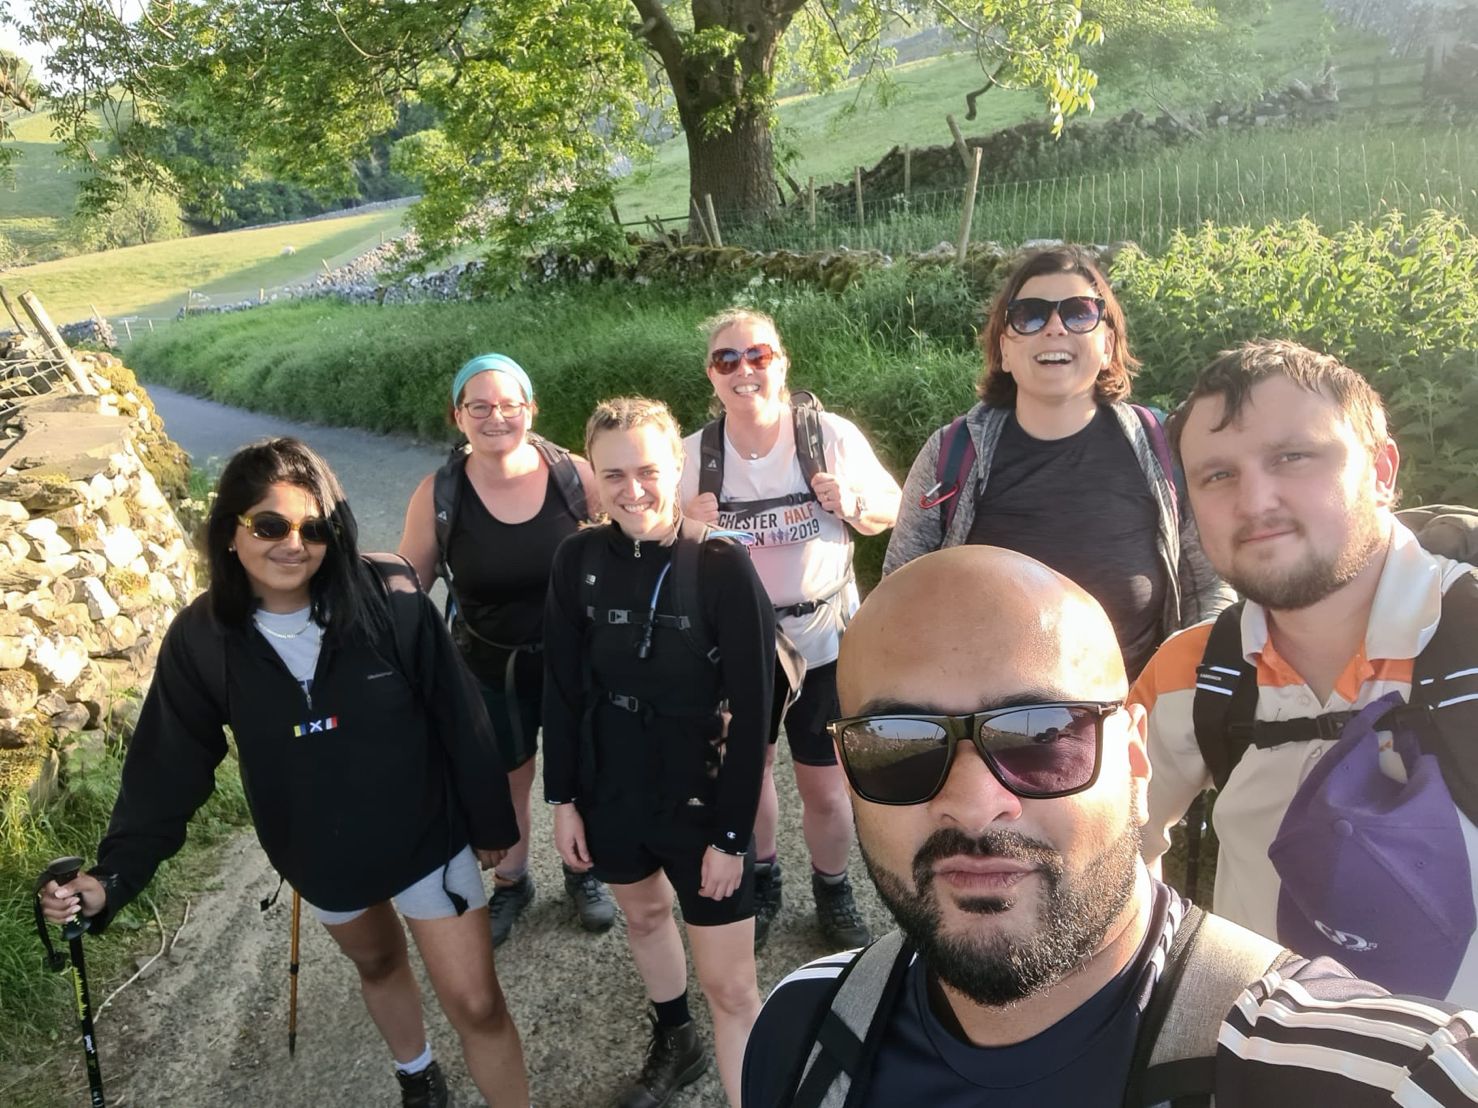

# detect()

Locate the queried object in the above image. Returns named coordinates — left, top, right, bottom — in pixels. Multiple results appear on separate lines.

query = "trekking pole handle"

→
left=44, top=856, right=92, bottom=942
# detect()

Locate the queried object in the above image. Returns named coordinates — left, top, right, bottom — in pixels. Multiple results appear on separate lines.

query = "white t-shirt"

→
left=680, top=409, right=896, bottom=667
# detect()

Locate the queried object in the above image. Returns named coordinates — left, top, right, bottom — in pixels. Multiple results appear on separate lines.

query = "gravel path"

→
left=51, top=386, right=890, bottom=1108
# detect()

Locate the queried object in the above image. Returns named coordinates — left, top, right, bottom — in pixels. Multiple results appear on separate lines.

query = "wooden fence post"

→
left=321, top=259, right=332, bottom=275
left=148, top=319, right=155, bottom=333
left=609, top=203, right=623, bottom=227
left=259, top=288, right=266, bottom=304
left=122, top=320, right=132, bottom=341
left=183, top=291, right=192, bottom=318
left=1371, top=55, right=1382, bottom=123
left=946, top=115, right=971, bottom=171
left=703, top=193, right=723, bottom=247
left=807, top=177, right=816, bottom=229
left=690, top=197, right=714, bottom=246
left=854, top=167, right=864, bottom=225
left=956, top=147, right=983, bottom=266
left=903, top=145, right=912, bottom=199
left=18, top=290, right=96, bottom=395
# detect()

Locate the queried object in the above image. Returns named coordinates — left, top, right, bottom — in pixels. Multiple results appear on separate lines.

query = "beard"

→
left=1225, top=499, right=1386, bottom=611
left=862, top=814, right=1141, bottom=1007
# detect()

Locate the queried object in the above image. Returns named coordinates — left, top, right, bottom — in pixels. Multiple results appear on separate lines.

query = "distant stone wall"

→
left=0, top=353, right=196, bottom=806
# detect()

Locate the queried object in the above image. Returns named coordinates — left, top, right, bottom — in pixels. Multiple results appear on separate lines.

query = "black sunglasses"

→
left=708, top=344, right=776, bottom=374
left=827, top=701, right=1122, bottom=806
left=1005, top=296, right=1106, bottom=336
left=237, top=511, right=336, bottom=545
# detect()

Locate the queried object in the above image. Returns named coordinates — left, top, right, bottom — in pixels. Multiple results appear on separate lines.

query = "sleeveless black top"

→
left=446, top=467, right=581, bottom=683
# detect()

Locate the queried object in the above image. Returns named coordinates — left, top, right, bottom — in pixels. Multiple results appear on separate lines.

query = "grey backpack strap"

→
left=1132, top=909, right=1295, bottom=1108
left=792, top=930, right=910, bottom=1108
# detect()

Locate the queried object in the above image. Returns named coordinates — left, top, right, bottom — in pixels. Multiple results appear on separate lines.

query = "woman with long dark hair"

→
left=39, top=437, right=529, bottom=1108
left=884, top=245, right=1229, bottom=677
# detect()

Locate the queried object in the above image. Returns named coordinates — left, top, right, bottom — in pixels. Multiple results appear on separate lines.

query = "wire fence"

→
left=668, top=126, right=1478, bottom=258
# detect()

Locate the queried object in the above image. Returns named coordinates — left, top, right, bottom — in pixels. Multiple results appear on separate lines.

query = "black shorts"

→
left=475, top=648, right=542, bottom=771
left=582, top=805, right=755, bottom=927
left=768, top=660, right=839, bottom=767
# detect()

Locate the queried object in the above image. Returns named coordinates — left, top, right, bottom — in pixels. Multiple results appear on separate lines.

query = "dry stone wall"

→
left=0, top=352, right=196, bottom=807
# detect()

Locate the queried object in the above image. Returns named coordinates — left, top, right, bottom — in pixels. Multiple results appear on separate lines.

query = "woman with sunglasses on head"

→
left=399, top=353, right=616, bottom=947
left=883, top=245, right=1229, bottom=678
left=679, top=309, right=901, bottom=952
left=39, top=437, right=529, bottom=1108
left=543, top=398, right=775, bottom=1108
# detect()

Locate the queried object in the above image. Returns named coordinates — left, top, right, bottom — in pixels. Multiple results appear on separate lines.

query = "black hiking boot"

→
left=396, top=1060, right=449, bottom=1108
left=564, top=865, right=617, bottom=933
left=752, top=859, right=784, bottom=950
left=612, top=1010, right=708, bottom=1108
left=813, top=871, right=871, bottom=950
left=488, top=872, right=535, bottom=947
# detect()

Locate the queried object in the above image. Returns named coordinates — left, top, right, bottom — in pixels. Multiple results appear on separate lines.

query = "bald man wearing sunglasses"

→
left=741, top=547, right=1478, bottom=1108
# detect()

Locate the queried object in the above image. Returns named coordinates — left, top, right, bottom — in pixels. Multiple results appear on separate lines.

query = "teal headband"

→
left=451, top=353, right=534, bottom=407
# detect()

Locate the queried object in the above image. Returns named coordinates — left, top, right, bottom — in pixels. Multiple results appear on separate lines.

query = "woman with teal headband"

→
left=400, top=353, right=617, bottom=944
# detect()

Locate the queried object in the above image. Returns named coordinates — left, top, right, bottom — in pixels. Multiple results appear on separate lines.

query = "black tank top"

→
left=446, top=466, right=581, bottom=675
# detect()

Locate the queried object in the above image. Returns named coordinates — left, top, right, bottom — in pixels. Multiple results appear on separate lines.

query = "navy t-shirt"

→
left=743, top=883, right=1176, bottom=1107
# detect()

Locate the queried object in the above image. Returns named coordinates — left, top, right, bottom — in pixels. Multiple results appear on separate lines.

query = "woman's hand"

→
left=685, top=492, right=721, bottom=524
left=810, top=472, right=856, bottom=520
left=553, top=805, right=593, bottom=872
left=38, top=873, right=107, bottom=924
left=698, top=847, right=744, bottom=901
left=475, top=848, right=508, bottom=871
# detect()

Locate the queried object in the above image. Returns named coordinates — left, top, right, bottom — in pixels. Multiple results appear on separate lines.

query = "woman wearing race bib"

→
left=39, top=438, right=528, bottom=1108
left=680, top=309, right=901, bottom=950
left=544, top=398, right=775, bottom=1108
left=399, top=353, right=616, bottom=946
left=883, top=245, right=1229, bottom=678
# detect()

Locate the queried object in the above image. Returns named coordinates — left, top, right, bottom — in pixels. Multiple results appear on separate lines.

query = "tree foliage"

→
left=12, top=0, right=1211, bottom=267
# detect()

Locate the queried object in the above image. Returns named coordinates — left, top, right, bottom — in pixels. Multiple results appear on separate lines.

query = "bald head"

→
left=840, top=547, right=1127, bottom=716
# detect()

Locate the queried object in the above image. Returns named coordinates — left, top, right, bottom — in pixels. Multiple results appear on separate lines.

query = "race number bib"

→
left=719, top=501, right=823, bottom=548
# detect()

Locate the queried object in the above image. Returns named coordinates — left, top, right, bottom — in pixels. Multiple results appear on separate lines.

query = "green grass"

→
left=614, top=0, right=1392, bottom=225
left=0, top=110, right=95, bottom=263
left=718, top=119, right=1478, bottom=256
left=2, top=204, right=410, bottom=321
left=0, top=730, right=251, bottom=1099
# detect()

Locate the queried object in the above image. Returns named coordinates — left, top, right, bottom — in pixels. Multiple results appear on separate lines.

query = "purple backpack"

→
left=1268, top=691, right=1476, bottom=997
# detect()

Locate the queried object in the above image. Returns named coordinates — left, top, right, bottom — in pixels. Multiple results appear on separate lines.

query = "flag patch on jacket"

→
left=293, top=716, right=339, bottom=737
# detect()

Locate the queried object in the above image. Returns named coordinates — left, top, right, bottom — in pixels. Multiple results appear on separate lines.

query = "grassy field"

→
left=0, top=109, right=85, bottom=259
left=612, top=0, right=1392, bottom=224
left=1, top=204, right=410, bottom=322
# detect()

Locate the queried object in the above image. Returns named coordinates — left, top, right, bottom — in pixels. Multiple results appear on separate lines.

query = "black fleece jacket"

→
left=542, top=522, right=775, bottom=853
left=91, top=585, right=518, bottom=924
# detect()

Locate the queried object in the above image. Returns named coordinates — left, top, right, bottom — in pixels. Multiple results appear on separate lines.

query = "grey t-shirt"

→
left=252, top=606, right=323, bottom=699
left=966, top=408, right=1164, bottom=677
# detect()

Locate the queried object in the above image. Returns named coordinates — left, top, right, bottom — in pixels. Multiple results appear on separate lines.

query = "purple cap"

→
left=1268, top=691, right=1475, bottom=998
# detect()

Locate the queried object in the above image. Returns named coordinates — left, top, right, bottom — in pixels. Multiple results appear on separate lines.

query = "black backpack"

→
left=432, top=432, right=590, bottom=598
left=697, top=390, right=829, bottom=517
left=782, top=904, right=1294, bottom=1108
left=1191, top=506, right=1478, bottom=823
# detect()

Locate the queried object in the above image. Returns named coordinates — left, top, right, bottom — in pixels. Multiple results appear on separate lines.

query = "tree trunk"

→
left=683, top=108, right=777, bottom=225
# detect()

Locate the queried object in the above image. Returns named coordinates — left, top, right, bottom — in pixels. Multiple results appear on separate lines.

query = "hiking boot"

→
left=813, top=872, right=871, bottom=950
left=488, top=872, right=535, bottom=947
left=396, top=1060, right=449, bottom=1108
left=612, top=1011, right=708, bottom=1108
left=752, top=859, right=784, bottom=950
left=564, top=865, right=617, bottom=933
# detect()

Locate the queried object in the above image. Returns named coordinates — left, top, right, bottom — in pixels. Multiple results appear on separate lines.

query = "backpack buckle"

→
left=608, top=693, right=641, bottom=712
left=919, top=483, right=958, bottom=510
left=607, top=610, right=630, bottom=625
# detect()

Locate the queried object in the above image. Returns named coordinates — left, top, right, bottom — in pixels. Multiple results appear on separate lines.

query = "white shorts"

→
left=311, top=846, right=485, bottom=926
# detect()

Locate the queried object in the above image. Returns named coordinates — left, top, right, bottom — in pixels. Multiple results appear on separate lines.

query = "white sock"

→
left=394, top=1042, right=433, bottom=1075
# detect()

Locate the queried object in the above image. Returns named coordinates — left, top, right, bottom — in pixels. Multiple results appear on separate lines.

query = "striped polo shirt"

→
left=1133, top=521, right=1478, bottom=1004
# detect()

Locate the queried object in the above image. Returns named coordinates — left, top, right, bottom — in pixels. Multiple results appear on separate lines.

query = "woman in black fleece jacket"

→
left=38, top=438, right=528, bottom=1108
left=543, top=398, right=775, bottom=1108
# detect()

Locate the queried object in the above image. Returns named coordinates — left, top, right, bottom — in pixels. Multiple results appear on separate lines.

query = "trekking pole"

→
left=288, top=889, right=302, bottom=1057
left=33, top=856, right=107, bottom=1108
left=1184, top=794, right=1205, bottom=901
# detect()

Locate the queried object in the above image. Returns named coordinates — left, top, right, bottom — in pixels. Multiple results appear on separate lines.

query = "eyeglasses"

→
left=827, top=700, right=1122, bottom=806
left=708, top=344, right=776, bottom=374
left=236, top=512, right=336, bottom=545
left=460, top=399, right=529, bottom=420
left=1005, top=296, right=1106, bottom=336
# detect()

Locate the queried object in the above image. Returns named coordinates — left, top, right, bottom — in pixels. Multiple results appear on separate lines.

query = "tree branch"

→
left=0, top=69, right=36, bottom=112
left=628, top=0, right=683, bottom=76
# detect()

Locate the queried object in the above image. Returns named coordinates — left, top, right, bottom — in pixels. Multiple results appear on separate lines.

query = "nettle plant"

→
left=1113, top=211, right=1478, bottom=505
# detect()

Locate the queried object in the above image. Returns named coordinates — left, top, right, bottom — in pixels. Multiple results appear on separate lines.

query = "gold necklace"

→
left=254, top=613, right=315, bottom=639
